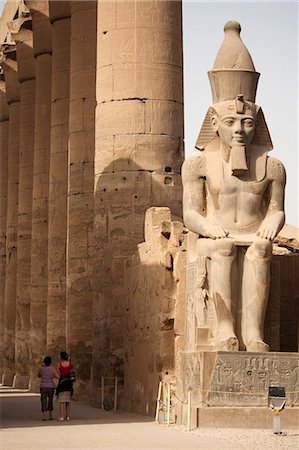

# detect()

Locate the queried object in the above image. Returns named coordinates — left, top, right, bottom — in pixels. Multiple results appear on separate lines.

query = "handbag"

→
left=70, top=371, right=76, bottom=382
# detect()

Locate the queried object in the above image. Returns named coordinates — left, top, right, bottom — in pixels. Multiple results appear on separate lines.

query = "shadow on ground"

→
left=0, top=386, right=153, bottom=429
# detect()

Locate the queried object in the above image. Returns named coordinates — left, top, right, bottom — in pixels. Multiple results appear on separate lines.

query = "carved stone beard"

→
left=230, top=144, right=248, bottom=176
left=220, top=141, right=249, bottom=176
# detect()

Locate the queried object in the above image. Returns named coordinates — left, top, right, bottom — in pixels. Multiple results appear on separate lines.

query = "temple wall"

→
left=123, top=207, right=186, bottom=414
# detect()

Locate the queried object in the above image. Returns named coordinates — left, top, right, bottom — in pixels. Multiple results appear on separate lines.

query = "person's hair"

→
left=43, top=356, right=51, bottom=366
left=60, top=351, right=69, bottom=361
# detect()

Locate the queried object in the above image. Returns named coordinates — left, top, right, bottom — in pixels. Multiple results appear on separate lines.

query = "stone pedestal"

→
left=178, top=350, right=299, bottom=427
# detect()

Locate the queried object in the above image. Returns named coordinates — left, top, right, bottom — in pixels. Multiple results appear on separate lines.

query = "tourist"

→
left=38, top=356, right=59, bottom=421
left=56, top=351, right=75, bottom=421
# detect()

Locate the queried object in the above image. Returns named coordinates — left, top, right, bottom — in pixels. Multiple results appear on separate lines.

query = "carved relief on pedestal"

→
left=207, top=352, right=299, bottom=406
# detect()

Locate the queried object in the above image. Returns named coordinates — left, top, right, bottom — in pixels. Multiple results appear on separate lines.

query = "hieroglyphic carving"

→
left=208, top=352, right=299, bottom=406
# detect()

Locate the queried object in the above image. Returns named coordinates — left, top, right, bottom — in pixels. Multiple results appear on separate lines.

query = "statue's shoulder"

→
left=182, top=154, right=206, bottom=182
left=266, top=156, right=286, bottom=182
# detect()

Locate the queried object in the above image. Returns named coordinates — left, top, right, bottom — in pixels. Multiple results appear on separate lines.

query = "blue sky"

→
left=1, top=1, right=298, bottom=226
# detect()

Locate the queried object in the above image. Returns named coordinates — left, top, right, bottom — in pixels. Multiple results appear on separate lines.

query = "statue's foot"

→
left=246, top=340, right=269, bottom=352
left=217, top=336, right=239, bottom=352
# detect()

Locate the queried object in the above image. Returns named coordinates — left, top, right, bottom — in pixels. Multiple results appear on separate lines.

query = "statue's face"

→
left=212, top=113, right=256, bottom=147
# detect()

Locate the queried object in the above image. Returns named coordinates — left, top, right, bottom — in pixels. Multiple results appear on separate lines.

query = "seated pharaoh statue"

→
left=182, top=21, right=286, bottom=353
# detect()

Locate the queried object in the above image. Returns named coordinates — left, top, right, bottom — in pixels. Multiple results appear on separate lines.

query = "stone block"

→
left=96, top=100, right=145, bottom=137
left=144, top=207, right=171, bottom=243
left=97, top=0, right=116, bottom=32
left=97, top=33, right=112, bottom=68
left=51, top=99, right=69, bottom=127
left=96, top=65, right=113, bottom=103
left=154, top=28, right=182, bottom=66
left=68, top=224, right=89, bottom=259
left=151, top=172, right=182, bottom=219
left=69, top=130, right=95, bottom=164
left=32, top=173, right=49, bottom=199
left=145, top=100, right=183, bottom=136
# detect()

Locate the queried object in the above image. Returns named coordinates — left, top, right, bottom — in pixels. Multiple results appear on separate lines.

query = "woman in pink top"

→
left=38, top=356, right=59, bottom=421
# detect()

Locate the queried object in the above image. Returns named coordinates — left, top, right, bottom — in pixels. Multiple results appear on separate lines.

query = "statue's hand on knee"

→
left=256, top=211, right=285, bottom=241
left=200, top=222, right=228, bottom=239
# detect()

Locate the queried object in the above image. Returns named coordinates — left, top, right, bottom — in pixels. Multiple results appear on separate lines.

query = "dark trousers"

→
left=40, top=387, right=55, bottom=412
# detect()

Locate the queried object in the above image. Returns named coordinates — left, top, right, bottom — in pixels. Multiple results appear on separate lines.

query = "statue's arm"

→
left=182, top=155, right=228, bottom=239
left=257, top=157, right=286, bottom=240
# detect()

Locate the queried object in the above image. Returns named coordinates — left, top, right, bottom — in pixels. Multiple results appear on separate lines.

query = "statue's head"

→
left=196, top=21, right=272, bottom=156
left=210, top=96, right=256, bottom=149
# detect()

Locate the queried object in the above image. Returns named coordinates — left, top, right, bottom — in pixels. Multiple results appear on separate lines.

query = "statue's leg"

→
left=242, top=237, right=272, bottom=352
left=198, top=238, right=238, bottom=351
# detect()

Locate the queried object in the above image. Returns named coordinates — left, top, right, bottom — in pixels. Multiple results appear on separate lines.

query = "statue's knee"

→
left=251, top=238, right=272, bottom=258
left=215, top=239, right=236, bottom=257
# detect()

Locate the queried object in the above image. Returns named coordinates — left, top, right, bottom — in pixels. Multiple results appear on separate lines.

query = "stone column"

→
left=67, top=1, right=96, bottom=397
left=11, top=20, right=36, bottom=389
left=2, top=55, right=21, bottom=386
left=26, top=0, right=52, bottom=390
left=0, top=77, right=9, bottom=380
left=93, top=0, right=184, bottom=385
left=47, top=1, right=71, bottom=357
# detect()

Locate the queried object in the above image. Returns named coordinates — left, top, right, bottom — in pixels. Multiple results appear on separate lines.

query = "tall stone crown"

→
left=208, top=20, right=260, bottom=103
left=196, top=20, right=273, bottom=153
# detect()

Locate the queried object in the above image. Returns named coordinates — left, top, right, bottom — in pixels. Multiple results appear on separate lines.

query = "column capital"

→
left=0, top=77, right=9, bottom=121
left=71, top=1, right=97, bottom=15
left=7, top=0, right=32, bottom=36
left=49, top=1, right=71, bottom=24
left=26, top=1, right=52, bottom=58
left=9, top=25, right=35, bottom=83
left=1, top=54, right=20, bottom=105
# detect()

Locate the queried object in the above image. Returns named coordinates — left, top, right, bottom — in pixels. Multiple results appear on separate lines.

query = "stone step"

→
left=196, top=344, right=214, bottom=351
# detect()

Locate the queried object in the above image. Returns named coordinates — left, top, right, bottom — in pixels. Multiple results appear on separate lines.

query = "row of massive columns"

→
left=0, top=0, right=184, bottom=399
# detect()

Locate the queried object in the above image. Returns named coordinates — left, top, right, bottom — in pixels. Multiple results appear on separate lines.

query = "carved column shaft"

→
left=67, top=0, right=96, bottom=396
left=93, top=0, right=184, bottom=383
left=2, top=56, right=20, bottom=386
left=13, top=26, right=36, bottom=389
left=27, top=0, right=52, bottom=390
left=47, top=1, right=71, bottom=356
left=0, top=78, right=9, bottom=379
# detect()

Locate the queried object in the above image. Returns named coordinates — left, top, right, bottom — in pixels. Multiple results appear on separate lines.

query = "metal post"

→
left=114, top=376, right=118, bottom=412
left=187, top=389, right=191, bottom=431
left=167, top=383, right=171, bottom=426
left=101, top=376, right=104, bottom=409
left=273, top=411, right=281, bottom=434
left=155, top=381, right=162, bottom=422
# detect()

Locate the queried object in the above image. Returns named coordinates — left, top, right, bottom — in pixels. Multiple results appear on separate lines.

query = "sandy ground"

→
left=0, top=387, right=298, bottom=450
